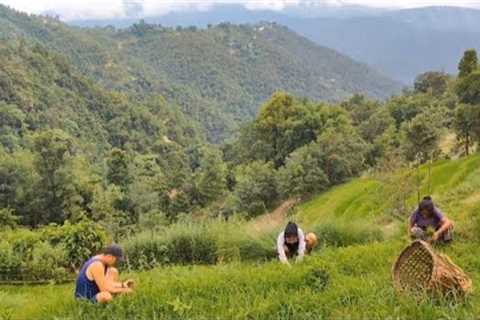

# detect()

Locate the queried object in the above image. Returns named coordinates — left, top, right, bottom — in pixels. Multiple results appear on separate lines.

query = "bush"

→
left=124, top=220, right=277, bottom=270
left=60, top=219, right=107, bottom=269
left=167, top=232, right=217, bottom=265
left=0, top=208, right=19, bottom=230
left=0, top=241, right=22, bottom=281
left=0, top=219, right=106, bottom=281
left=27, top=241, right=69, bottom=281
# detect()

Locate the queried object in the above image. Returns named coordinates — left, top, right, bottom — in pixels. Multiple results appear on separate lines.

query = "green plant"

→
left=61, top=219, right=107, bottom=269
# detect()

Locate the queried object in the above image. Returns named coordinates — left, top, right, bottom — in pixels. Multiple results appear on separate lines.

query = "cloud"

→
left=142, top=0, right=302, bottom=16
left=0, top=0, right=479, bottom=20
left=0, top=0, right=124, bottom=20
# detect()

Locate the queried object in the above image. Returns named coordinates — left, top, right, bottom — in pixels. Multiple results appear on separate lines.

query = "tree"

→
left=458, top=49, right=478, bottom=78
left=192, top=148, right=227, bottom=207
left=255, top=92, right=320, bottom=167
left=456, top=69, right=480, bottom=105
left=89, top=184, right=125, bottom=240
left=106, top=148, right=131, bottom=191
left=128, top=154, right=166, bottom=220
left=0, top=149, right=39, bottom=226
left=316, top=126, right=368, bottom=185
left=387, top=95, right=424, bottom=129
left=454, top=104, right=479, bottom=156
left=278, top=142, right=329, bottom=198
left=401, top=113, right=441, bottom=163
left=414, top=72, right=450, bottom=97
left=234, top=161, right=279, bottom=216
left=0, top=102, right=25, bottom=151
left=32, top=130, right=74, bottom=225
left=341, top=94, right=379, bottom=127
left=153, top=141, right=191, bottom=189
left=358, top=108, right=396, bottom=165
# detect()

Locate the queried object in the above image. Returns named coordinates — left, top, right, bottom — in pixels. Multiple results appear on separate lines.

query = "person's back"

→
left=74, top=257, right=104, bottom=302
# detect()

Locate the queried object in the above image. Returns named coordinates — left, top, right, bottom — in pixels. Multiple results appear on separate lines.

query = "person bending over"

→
left=409, top=196, right=454, bottom=243
left=74, top=244, right=134, bottom=304
left=277, top=222, right=318, bottom=265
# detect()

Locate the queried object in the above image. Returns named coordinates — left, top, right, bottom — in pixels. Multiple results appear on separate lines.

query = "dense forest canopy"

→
left=0, top=4, right=401, bottom=142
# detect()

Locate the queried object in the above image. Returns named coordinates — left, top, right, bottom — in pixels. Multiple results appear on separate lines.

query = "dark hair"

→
left=419, top=196, right=434, bottom=213
left=100, top=244, right=124, bottom=261
left=284, top=221, right=298, bottom=238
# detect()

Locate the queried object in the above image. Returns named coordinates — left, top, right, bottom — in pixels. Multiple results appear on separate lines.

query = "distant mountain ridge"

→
left=0, top=4, right=401, bottom=142
left=66, top=5, right=480, bottom=84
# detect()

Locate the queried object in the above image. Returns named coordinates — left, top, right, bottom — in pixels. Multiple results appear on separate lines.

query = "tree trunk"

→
left=465, top=133, right=470, bottom=156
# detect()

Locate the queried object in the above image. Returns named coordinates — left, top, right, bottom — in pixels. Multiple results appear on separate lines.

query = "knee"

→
left=107, top=267, right=119, bottom=279
left=96, top=291, right=113, bottom=304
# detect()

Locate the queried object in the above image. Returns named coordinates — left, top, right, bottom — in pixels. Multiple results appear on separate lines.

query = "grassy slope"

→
left=2, top=155, right=480, bottom=320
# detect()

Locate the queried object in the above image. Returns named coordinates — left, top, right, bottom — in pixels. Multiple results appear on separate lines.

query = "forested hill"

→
left=0, top=5, right=402, bottom=142
left=0, top=41, right=204, bottom=155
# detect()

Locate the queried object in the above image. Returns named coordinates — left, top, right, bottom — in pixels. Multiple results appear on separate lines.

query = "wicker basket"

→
left=392, top=240, right=472, bottom=297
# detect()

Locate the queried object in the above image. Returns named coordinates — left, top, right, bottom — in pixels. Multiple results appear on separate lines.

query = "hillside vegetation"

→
left=2, top=4, right=480, bottom=320
left=0, top=4, right=401, bottom=141
left=67, top=5, right=480, bottom=84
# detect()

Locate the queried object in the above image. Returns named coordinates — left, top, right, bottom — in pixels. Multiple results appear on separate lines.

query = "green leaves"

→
left=400, top=113, right=441, bottom=163
left=458, top=49, right=478, bottom=79
left=234, top=161, right=278, bottom=216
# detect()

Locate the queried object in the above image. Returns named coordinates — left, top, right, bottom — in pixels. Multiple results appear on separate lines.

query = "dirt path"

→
left=248, top=198, right=300, bottom=235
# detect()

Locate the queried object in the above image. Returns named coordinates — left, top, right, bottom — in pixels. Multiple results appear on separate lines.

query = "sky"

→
left=1, top=0, right=480, bottom=20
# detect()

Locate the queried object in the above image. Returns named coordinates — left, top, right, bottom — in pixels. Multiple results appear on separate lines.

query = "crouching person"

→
left=409, top=196, right=454, bottom=243
left=277, top=222, right=318, bottom=265
left=75, top=244, right=134, bottom=304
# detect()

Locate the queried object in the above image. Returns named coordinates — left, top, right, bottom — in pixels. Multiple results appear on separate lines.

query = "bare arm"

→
left=434, top=217, right=453, bottom=239
left=277, top=232, right=289, bottom=264
left=408, top=220, right=415, bottom=236
left=89, top=262, right=132, bottom=294
left=296, top=229, right=306, bottom=262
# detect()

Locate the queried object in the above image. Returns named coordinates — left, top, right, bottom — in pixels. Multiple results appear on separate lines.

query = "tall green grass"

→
left=5, top=240, right=480, bottom=320
left=123, top=219, right=277, bottom=270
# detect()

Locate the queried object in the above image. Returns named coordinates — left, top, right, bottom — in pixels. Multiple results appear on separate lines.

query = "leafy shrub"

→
left=0, top=219, right=106, bottom=281
left=27, top=241, right=69, bottom=281
left=0, top=208, right=19, bottom=230
left=0, top=241, right=22, bottom=281
left=124, top=220, right=276, bottom=270
left=60, top=219, right=107, bottom=269
left=10, top=230, right=41, bottom=260
left=167, top=232, right=217, bottom=265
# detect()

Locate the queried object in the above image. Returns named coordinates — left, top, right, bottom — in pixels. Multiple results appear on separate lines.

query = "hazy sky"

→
left=1, top=0, right=479, bottom=20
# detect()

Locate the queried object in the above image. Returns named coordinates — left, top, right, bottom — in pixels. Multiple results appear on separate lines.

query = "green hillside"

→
left=3, top=155, right=480, bottom=319
left=0, top=41, right=204, bottom=154
left=0, top=5, right=402, bottom=142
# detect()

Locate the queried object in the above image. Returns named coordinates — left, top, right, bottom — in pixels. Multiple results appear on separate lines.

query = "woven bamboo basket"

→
left=392, top=240, right=472, bottom=297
